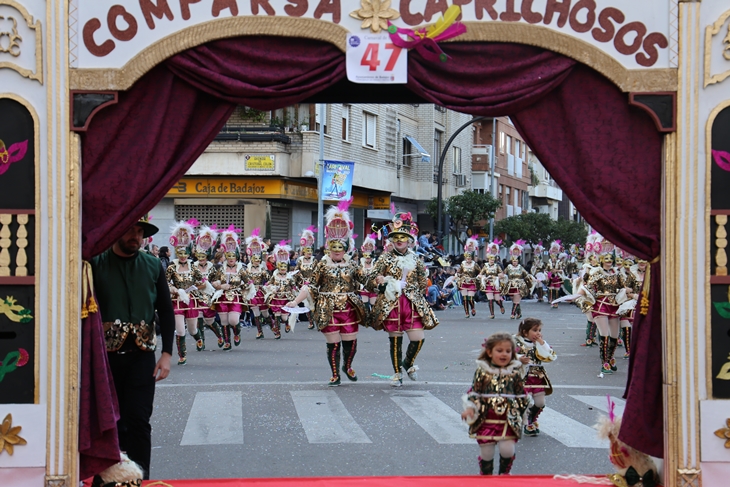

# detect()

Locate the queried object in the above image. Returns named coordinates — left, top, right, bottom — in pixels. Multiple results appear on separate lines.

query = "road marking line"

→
left=158, top=381, right=625, bottom=390
left=389, top=391, right=472, bottom=444
left=290, top=390, right=371, bottom=444
left=537, top=407, right=608, bottom=449
left=180, top=391, right=243, bottom=446
left=570, top=395, right=626, bottom=417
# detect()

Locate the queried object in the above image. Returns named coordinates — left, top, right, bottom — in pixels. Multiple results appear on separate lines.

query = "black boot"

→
left=327, top=342, right=341, bottom=386
left=270, top=314, right=281, bottom=339
left=498, top=455, right=515, bottom=475
left=221, top=325, right=232, bottom=351
left=389, top=336, right=403, bottom=387
left=462, top=297, right=470, bottom=318
left=469, top=296, right=476, bottom=316
left=623, top=327, right=631, bottom=358
left=176, top=335, right=187, bottom=365
left=498, top=299, right=505, bottom=314
left=208, top=320, right=224, bottom=348
left=515, top=303, right=522, bottom=319
left=478, top=456, right=494, bottom=475
left=307, top=312, right=315, bottom=330
left=599, top=335, right=611, bottom=374
left=233, top=323, right=242, bottom=346
left=510, top=302, right=517, bottom=319
left=198, top=318, right=206, bottom=348
left=253, top=315, right=264, bottom=339
left=584, top=320, right=595, bottom=346
left=283, top=315, right=291, bottom=333
left=608, top=337, right=618, bottom=371
left=191, top=329, right=205, bottom=352
left=341, top=340, right=358, bottom=381
left=524, top=405, right=543, bottom=436
left=488, top=300, right=495, bottom=319
left=402, top=339, right=424, bottom=381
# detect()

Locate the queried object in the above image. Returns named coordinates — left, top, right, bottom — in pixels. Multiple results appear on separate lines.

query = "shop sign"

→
left=167, top=178, right=278, bottom=197
left=281, top=181, right=318, bottom=201
left=369, top=195, right=390, bottom=210
left=245, top=154, right=275, bottom=171
left=322, top=160, right=354, bottom=201
left=77, top=1, right=670, bottom=71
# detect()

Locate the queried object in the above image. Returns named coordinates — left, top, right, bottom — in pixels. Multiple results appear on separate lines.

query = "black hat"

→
left=136, top=213, right=159, bottom=238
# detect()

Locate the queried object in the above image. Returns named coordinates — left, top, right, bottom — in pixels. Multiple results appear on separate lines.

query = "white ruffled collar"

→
left=476, top=359, right=523, bottom=374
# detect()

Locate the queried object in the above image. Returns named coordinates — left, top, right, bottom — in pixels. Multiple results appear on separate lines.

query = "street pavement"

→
left=150, top=299, right=627, bottom=479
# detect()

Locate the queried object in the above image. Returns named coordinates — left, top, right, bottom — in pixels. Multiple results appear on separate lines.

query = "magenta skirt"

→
left=548, top=275, right=563, bottom=289
left=173, top=299, right=199, bottom=319
left=592, top=297, right=619, bottom=318
left=269, top=297, right=290, bottom=315
left=250, top=288, right=267, bottom=308
left=321, top=306, right=359, bottom=335
left=216, top=302, right=243, bottom=313
left=484, top=283, right=500, bottom=294
left=459, top=282, right=477, bottom=292
left=474, top=409, right=517, bottom=444
left=360, top=290, right=378, bottom=299
left=383, top=294, right=424, bottom=333
left=524, top=374, right=547, bottom=395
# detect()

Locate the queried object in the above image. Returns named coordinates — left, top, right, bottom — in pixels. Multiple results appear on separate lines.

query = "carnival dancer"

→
left=478, top=239, right=505, bottom=319
left=461, top=332, right=529, bottom=475
left=264, top=241, right=300, bottom=337
left=245, top=228, right=274, bottom=339
left=575, top=233, right=600, bottom=347
left=191, top=225, right=224, bottom=350
left=513, top=318, right=557, bottom=437
left=574, top=236, right=631, bottom=375
left=287, top=200, right=368, bottom=386
left=530, top=242, right=546, bottom=302
left=296, top=226, right=318, bottom=330
left=456, top=236, right=481, bottom=318
left=166, top=219, right=206, bottom=365
left=546, top=240, right=566, bottom=309
left=501, top=241, right=534, bottom=320
left=370, top=209, right=439, bottom=387
left=617, top=254, right=645, bottom=359
left=359, top=233, right=379, bottom=312
left=210, top=226, right=254, bottom=350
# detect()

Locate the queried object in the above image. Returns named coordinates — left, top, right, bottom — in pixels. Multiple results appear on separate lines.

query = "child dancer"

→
left=461, top=332, right=529, bottom=476
left=513, top=318, right=557, bottom=437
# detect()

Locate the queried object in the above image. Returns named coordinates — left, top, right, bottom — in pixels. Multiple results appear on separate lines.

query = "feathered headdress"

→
left=549, top=240, right=562, bottom=256
left=272, top=239, right=292, bottom=263
left=195, top=225, right=218, bottom=258
left=245, top=227, right=266, bottom=258
left=299, top=225, right=317, bottom=250
left=220, top=225, right=240, bottom=259
left=486, top=238, right=502, bottom=257
left=464, top=235, right=478, bottom=255
left=324, top=198, right=354, bottom=251
left=509, top=239, right=525, bottom=258
left=169, top=219, right=197, bottom=256
left=373, top=203, right=419, bottom=241
left=533, top=241, right=545, bottom=255
left=361, top=233, right=377, bottom=256
left=584, top=231, right=599, bottom=257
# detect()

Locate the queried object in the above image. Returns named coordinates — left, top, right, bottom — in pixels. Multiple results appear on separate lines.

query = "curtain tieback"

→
left=81, top=261, right=99, bottom=318
left=639, top=256, right=660, bottom=316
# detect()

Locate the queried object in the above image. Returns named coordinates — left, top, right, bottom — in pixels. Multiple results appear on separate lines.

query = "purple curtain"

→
left=79, top=38, right=666, bottom=477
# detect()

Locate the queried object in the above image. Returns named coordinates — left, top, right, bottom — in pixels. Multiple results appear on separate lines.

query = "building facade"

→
left=151, top=104, right=473, bottom=251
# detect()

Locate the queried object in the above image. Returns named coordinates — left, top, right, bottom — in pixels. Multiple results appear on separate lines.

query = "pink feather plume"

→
left=251, top=228, right=260, bottom=237
left=390, top=202, right=396, bottom=214
left=607, top=394, right=616, bottom=423
left=306, top=225, right=318, bottom=233
left=337, top=197, right=354, bottom=212
left=187, top=218, right=199, bottom=226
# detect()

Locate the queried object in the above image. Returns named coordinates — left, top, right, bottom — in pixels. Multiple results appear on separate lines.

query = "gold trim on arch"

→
left=705, top=99, right=730, bottom=399
left=69, top=17, right=349, bottom=91
left=0, top=92, right=42, bottom=405
left=68, top=17, right=677, bottom=93
left=455, top=22, right=677, bottom=93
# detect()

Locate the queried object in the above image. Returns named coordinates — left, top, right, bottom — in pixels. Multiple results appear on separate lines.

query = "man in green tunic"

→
left=90, top=215, right=175, bottom=479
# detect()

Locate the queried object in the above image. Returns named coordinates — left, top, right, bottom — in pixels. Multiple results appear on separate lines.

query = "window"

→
left=499, top=184, right=504, bottom=200
left=499, top=131, right=505, bottom=154
left=506, top=135, right=512, bottom=155
left=341, top=104, right=350, bottom=141
left=452, top=147, right=462, bottom=174
left=363, top=112, right=377, bottom=148
left=402, top=136, right=412, bottom=167
left=315, top=105, right=328, bottom=134
left=515, top=139, right=521, bottom=158
left=433, top=129, right=443, bottom=169
left=514, top=189, right=519, bottom=207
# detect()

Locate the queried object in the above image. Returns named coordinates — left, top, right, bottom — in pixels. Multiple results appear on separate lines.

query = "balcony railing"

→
left=0, top=210, right=35, bottom=285
left=215, top=125, right=292, bottom=144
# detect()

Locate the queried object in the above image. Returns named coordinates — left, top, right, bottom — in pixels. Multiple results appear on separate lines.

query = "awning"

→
left=404, top=135, right=431, bottom=163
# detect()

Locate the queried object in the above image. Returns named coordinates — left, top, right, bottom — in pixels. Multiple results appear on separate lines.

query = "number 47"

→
left=361, top=43, right=402, bottom=71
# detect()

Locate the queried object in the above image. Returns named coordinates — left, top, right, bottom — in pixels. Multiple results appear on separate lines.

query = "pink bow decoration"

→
left=387, top=6, right=466, bottom=63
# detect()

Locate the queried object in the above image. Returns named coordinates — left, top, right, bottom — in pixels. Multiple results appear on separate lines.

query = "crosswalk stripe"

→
left=290, top=390, right=372, bottom=444
left=389, top=391, right=472, bottom=444
left=570, top=395, right=626, bottom=417
left=180, top=391, right=243, bottom=446
left=537, top=407, right=608, bottom=449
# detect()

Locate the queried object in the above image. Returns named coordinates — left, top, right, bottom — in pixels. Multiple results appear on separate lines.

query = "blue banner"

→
left=322, top=160, right=355, bottom=201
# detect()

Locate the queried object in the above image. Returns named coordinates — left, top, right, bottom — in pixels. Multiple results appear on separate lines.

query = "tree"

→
left=551, top=217, right=588, bottom=248
left=426, top=190, right=501, bottom=246
left=494, top=212, right=552, bottom=247
left=494, top=215, right=528, bottom=245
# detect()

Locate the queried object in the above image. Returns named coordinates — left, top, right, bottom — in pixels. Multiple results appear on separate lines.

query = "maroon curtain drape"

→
left=79, top=38, right=666, bottom=477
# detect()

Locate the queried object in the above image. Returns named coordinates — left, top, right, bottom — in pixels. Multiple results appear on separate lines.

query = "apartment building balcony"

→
left=529, top=184, right=563, bottom=201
